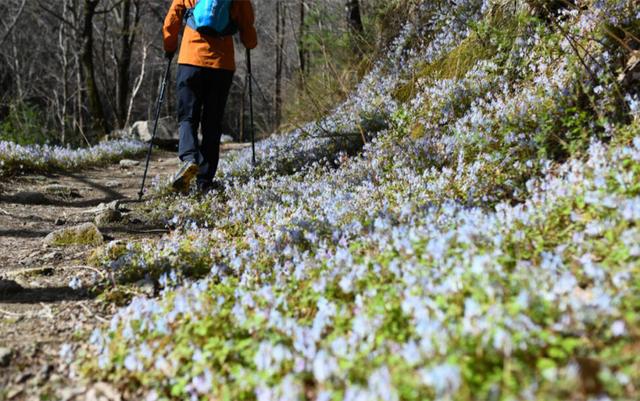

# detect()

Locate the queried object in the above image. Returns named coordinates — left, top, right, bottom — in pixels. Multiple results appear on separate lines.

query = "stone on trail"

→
left=104, top=180, right=122, bottom=189
left=94, top=209, right=122, bottom=226
left=131, top=117, right=179, bottom=145
left=44, top=223, right=104, bottom=246
left=0, top=347, right=13, bottom=367
left=97, top=200, right=121, bottom=212
left=119, top=159, right=140, bottom=169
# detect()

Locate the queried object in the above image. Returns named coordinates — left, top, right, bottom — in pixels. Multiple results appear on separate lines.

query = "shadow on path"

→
left=0, top=285, right=94, bottom=304
left=0, top=171, right=130, bottom=208
left=0, top=228, right=51, bottom=239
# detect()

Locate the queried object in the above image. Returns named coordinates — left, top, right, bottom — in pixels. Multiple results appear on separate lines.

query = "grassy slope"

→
left=81, top=1, right=640, bottom=400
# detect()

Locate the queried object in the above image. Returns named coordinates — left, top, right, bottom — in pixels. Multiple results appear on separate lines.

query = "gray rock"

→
left=97, top=200, right=121, bottom=212
left=119, top=159, right=140, bottom=168
left=104, top=180, right=122, bottom=189
left=125, top=214, right=144, bottom=225
left=0, top=347, right=13, bottom=367
left=221, top=134, right=234, bottom=144
left=134, top=278, right=155, bottom=298
left=44, top=223, right=104, bottom=246
left=95, top=209, right=122, bottom=226
left=131, top=117, right=179, bottom=145
left=107, top=200, right=122, bottom=211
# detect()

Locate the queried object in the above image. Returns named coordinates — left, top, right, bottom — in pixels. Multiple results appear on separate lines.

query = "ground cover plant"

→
left=70, top=0, right=640, bottom=400
left=0, top=139, right=146, bottom=177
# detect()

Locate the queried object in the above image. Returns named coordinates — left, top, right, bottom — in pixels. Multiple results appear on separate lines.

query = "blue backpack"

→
left=185, top=0, right=238, bottom=37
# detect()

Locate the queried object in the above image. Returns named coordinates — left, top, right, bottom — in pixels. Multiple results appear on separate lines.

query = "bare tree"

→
left=80, top=0, right=109, bottom=134
left=0, top=0, right=26, bottom=47
left=116, top=0, right=142, bottom=128
left=299, top=0, right=307, bottom=77
left=274, top=0, right=286, bottom=128
left=2, top=0, right=379, bottom=144
left=125, top=43, right=148, bottom=127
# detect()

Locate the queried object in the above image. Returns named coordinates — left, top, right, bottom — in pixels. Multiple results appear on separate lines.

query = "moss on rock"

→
left=44, top=223, right=104, bottom=246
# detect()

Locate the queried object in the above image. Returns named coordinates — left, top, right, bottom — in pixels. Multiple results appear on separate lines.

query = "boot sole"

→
left=171, top=163, right=199, bottom=193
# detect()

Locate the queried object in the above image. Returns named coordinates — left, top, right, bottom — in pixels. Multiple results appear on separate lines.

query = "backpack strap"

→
left=183, top=7, right=197, bottom=31
left=182, top=1, right=239, bottom=37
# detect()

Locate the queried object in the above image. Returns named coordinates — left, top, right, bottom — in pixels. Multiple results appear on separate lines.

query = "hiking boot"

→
left=171, top=161, right=199, bottom=193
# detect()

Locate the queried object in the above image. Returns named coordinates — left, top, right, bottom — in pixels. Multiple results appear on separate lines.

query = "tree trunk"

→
left=59, top=0, right=70, bottom=144
left=346, top=0, right=363, bottom=34
left=299, top=0, right=306, bottom=78
left=80, top=0, right=108, bottom=136
left=116, top=0, right=140, bottom=128
left=274, top=0, right=286, bottom=129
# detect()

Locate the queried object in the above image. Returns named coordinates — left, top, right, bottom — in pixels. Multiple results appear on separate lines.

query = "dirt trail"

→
left=0, top=147, right=237, bottom=400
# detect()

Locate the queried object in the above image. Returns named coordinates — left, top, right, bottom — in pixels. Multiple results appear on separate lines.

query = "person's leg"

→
left=173, top=65, right=205, bottom=192
left=198, top=68, right=235, bottom=186
left=177, top=65, right=205, bottom=164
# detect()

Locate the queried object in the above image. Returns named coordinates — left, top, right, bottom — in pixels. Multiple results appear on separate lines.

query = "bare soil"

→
left=0, top=146, right=244, bottom=401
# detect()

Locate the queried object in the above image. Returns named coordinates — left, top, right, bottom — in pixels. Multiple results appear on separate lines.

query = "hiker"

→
left=163, top=0, right=257, bottom=194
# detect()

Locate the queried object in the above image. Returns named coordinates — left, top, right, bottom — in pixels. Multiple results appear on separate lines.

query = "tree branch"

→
left=0, top=0, right=27, bottom=47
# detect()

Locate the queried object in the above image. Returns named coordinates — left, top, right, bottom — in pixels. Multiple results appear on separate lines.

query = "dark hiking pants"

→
left=177, top=64, right=234, bottom=185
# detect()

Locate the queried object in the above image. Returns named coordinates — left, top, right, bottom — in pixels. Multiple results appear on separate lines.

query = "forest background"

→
left=0, top=0, right=397, bottom=147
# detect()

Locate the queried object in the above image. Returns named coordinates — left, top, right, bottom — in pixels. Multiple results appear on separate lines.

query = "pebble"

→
left=134, top=278, right=155, bottom=298
left=104, top=181, right=122, bottom=188
left=119, top=159, right=140, bottom=168
left=95, top=209, right=122, bottom=226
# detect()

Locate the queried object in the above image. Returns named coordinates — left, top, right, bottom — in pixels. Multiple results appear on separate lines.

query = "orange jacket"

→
left=163, top=0, right=258, bottom=71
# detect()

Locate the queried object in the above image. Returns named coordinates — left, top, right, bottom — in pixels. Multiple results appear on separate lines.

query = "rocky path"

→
left=0, top=149, right=199, bottom=400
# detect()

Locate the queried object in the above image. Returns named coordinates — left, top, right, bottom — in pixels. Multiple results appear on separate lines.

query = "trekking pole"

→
left=246, top=48, right=256, bottom=167
left=138, top=55, right=173, bottom=201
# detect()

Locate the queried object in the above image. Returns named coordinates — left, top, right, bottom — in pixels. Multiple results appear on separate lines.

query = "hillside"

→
left=2, top=0, right=640, bottom=400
